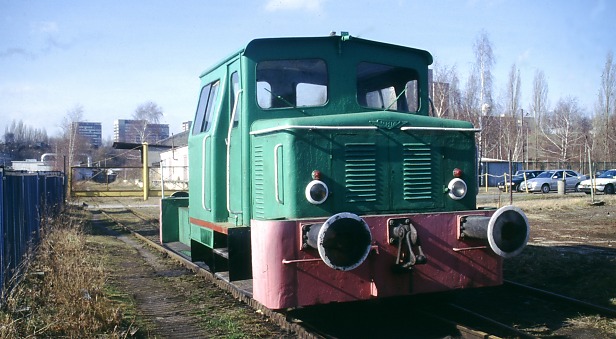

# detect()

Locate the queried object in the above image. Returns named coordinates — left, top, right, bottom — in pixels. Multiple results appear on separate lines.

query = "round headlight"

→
left=305, top=180, right=329, bottom=204
left=448, top=178, right=467, bottom=200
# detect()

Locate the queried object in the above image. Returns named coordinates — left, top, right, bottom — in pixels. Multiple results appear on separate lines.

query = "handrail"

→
left=226, top=89, right=243, bottom=216
left=274, top=144, right=283, bottom=204
left=250, top=125, right=377, bottom=135
left=202, top=135, right=211, bottom=211
left=401, top=126, right=482, bottom=132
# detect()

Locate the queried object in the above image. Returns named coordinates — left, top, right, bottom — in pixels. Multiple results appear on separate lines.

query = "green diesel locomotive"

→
left=160, top=33, right=529, bottom=309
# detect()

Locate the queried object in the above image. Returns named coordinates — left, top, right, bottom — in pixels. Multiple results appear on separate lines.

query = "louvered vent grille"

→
left=403, top=143, right=432, bottom=201
left=252, top=145, right=265, bottom=218
left=344, top=143, right=377, bottom=202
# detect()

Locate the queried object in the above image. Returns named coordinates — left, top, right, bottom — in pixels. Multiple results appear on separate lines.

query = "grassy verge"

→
left=504, top=194, right=616, bottom=336
left=0, top=207, right=139, bottom=338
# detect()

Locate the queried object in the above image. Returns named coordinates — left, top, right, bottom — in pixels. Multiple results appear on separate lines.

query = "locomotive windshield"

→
left=357, top=62, right=419, bottom=113
left=257, top=59, right=328, bottom=109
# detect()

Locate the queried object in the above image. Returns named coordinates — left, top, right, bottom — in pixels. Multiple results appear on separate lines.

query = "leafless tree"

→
left=132, top=101, right=164, bottom=143
left=460, top=70, right=481, bottom=127
left=594, top=51, right=616, bottom=166
left=529, top=70, right=549, bottom=166
left=541, top=97, right=585, bottom=164
left=59, top=104, right=87, bottom=170
left=500, top=64, right=523, bottom=162
left=2, top=119, right=49, bottom=160
left=473, top=30, right=495, bottom=111
left=472, top=30, right=495, bottom=176
left=430, top=60, right=459, bottom=118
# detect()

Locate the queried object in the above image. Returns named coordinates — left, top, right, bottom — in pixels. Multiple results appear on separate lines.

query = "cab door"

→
left=189, top=79, right=221, bottom=223
left=226, top=60, right=244, bottom=225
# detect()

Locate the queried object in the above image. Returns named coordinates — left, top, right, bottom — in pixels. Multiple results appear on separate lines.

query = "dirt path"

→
left=91, top=211, right=211, bottom=337
left=88, top=210, right=292, bottom=338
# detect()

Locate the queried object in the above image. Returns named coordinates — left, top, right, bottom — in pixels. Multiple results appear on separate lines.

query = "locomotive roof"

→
left=199, top=35, right=433, bottom=77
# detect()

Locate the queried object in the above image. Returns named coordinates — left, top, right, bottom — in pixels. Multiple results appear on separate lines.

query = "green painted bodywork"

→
left=186, top=35, right=477, bottom=244
left=160, top=197, right=189, bottom=243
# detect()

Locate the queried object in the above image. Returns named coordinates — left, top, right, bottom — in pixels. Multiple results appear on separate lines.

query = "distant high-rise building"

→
left=114, top=119, right=170, bottom=144
left=181, top=121, right=192, bottom=132
left=73, top=122, right=102, bottom=148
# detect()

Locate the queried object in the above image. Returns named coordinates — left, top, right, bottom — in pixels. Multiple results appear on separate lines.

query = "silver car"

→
left=578, top=169, right=616, bottom=194
left=518, top=169, right=587, bottom=193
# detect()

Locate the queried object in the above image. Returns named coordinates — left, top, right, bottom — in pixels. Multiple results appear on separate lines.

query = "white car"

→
left=518, top=169, right=586, bottom=193
left=578, top=169, right=616, bottom=194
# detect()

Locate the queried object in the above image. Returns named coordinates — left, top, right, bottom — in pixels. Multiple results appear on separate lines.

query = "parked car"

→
left=578, top=169, right=616, bottom=194
left=518, top=169, right=587, bottom=193
left=497, top=170, right=544, bottom=192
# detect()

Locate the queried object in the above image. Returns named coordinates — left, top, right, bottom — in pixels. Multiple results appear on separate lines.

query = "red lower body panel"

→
left=251, top=210, right=501, bottom=309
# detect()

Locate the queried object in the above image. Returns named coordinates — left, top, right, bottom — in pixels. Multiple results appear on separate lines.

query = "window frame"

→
left=356, top=61, right=420, bottom=113
left=256, top=58, right=329, bottom=110
left=192, top=80, right=221, bottom=134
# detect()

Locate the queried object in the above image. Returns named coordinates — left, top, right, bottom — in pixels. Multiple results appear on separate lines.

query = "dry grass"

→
left=0, top=208, right=131, bottom=338
left=498, top=191, right=616, bottom=336
left=565, top=315, right=616, bottom=335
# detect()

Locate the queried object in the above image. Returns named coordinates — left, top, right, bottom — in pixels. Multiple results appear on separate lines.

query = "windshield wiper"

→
left=263, top=88, right=308, bottom=115
left=384, top=87, right=408, bottom=111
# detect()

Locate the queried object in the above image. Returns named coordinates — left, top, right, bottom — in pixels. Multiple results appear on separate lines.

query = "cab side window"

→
left=192, top=80, right=221, bottom=134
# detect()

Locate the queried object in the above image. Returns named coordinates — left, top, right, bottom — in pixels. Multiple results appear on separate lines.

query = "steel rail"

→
left=94, top=201, right=546, bottom=338
left=96, top=206, right=322, bottom=339
left=504, top=280, right=616, bottom=318
left=444, top=303, right=535, bottom=338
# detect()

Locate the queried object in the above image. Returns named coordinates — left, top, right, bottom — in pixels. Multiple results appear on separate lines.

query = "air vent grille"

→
left=344, top=143, right=377, bottom=202
left=403, top=143, right=432, bottom=201
left=252, top=145, right=265, bottom=218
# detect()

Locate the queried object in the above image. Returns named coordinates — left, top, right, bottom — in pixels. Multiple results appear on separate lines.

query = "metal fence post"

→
left=142, top=142, right=149, bottom=201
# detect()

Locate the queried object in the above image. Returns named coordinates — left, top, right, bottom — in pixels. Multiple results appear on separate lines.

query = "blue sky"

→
left=1, top=0, right=614, bottom=140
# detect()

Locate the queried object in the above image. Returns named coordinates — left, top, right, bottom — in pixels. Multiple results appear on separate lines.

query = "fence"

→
left=481, top=161, right=616, bottom=187
left=69, top=165, right=189, bottom=199
left=524, top=161, right=616, bottom=175
left=0, top=169, right=65, bottom=294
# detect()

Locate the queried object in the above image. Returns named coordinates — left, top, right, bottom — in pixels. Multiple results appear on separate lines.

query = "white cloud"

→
left=264, top=0, right=325, bottom=12
left=33, top=21, right=59, bottom=34
left=517, top=49, right=531, bottom=63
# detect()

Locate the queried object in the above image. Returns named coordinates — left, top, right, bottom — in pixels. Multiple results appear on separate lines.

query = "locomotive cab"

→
left=160, top=34, right=529, bottom=309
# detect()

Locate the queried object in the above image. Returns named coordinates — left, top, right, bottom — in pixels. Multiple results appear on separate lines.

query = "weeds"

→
left=0, top=207, right=130, bottom=338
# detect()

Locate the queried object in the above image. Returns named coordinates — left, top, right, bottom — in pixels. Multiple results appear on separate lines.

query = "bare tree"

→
left=595, top=51, right=616, bottom=166
left=2, top=119, right=49, bottom=160
left=500, top=64, right=523, bottom=162
left=132, top=101, right=164, bottom=143
left=530, top=70, right=549, bottom=165
left=472, top=30, right=495, bottom=178
left=59, top=104, right=86, bottom=170
left=460, top=71, right=481, bottom=127
left=431, top=60, right=459, bottom=118
left=541, top=97, right=585, bottom=164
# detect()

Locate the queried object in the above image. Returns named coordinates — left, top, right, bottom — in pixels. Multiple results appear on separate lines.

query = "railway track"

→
left=86, top=199, right=616, bottom=338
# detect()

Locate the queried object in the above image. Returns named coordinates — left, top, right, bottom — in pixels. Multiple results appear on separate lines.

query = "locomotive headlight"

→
left=448, top=178, right=467, bottom=200
left=305, top=180, right=329, bottom=204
